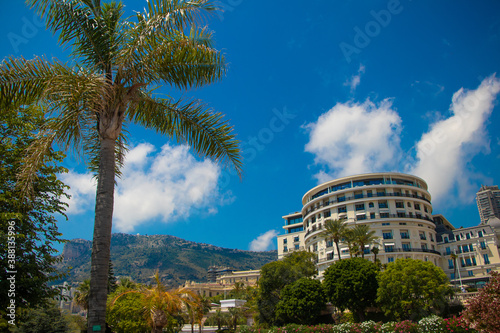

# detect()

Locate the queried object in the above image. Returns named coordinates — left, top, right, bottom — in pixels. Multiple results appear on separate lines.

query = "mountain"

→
left=55, top=233, right=277, bottom=287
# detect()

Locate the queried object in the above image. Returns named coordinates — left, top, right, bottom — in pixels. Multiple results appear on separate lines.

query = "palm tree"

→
left=371, top=246, right=379, bottom=264
left=113, top=271, right=199, bottom=333
left=0, top=1, right=242, bottom=331
left=351, top=224, right=379, bottom=259
left=74, top=279, right=90, bottom=312
left=342, top=228, right=356, bottom=259
left=450, top=252, right=458, bottom=286
left=320, top=218, right=347, bottom=261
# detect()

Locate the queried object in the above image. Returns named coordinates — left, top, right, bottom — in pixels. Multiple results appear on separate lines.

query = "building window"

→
left=283, top=246, right=288, bottom=252
left=414, top=203, right=421, bottom=210
left=400, top=231, right=410, bottom=239
left=380, top=212, right=390, bottom=218
left=448, top=259, right=454, bottom=269
left=337, top=196, right=346, bottom=202
left=445, top=247, right=451, bottom=255
left=384, top=244, right=394, bottom=252
left=421, top=243, right=428, bottom=250
left=295, top=244, right=300, bottom=250
left=466, top=233, right=471, bottom=240
left=370, top=212, right=375, bottom=219
left=465, top=258, right=472, bottom=266
left=468, top=271, right=474, bottom=277
left=379, top=201, right=388, bottom=209
left=396, top=201, right=404, bottom=208
left=478, top=231, right=483, bottom=238
left=407, top=202, right=412, bottom=207
left=326, top=240, right=333, bottom=248
left=469, top=244, right=474, bottom=252
left=402, top=243, right=410, bottom=251
left=357, top=214, right=367, bottom=220
left=382, top=222, right=390, bottom=226
left=484, top=253, right=490, bottom=264
left=324, top=210, right=331, bottom=218
left=294, top=236, right=300, bottom=242
left=462, top=245, right=469, bottom=253
left=355, top=203, right=365, bottom=211
left=480, top=241, right=487, bottom=250
left=368, top=202, right=374, bottom=208
left=451, top=273, right=455, bottom=280
left=283, top=239, right=287, bottom=244
left=419, top=232, right=426, bottom=240
left=388, top=257, right=394, bottom=263
left=338, top=206, right=347, bottom=213
left=383, top=231, right=393, bottom=240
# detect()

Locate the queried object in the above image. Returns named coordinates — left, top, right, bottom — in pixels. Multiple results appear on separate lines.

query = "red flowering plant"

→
left=461, top=271, right=500, bottom=333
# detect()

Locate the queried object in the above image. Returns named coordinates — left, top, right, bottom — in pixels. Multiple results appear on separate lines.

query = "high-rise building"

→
left=476, top=185, right=500, bottom=224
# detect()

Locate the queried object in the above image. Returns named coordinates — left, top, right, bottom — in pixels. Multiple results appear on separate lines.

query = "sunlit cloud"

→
left=304, top=98, right=402, bottom=183
left=344, top=64, right=365, bottom=93
left=61, top=143, right=230, bottom=232
left=249, top=230, right=279, bottom=251
left=409, top=75, right=500, bottom=204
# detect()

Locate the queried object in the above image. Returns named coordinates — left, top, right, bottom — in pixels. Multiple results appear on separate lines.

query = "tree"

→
left=257, top=251, right=317, bottom=326
left=112, top=271, right=198, bottom=333
left=208, top=308, right=228, bottom=330
left=342, top=228, right=356, bottom=258
left=227, top=307, right=245, bottom=330
left=370, top=246, right=379, bottom=264
left=461, top=271, right=500, bottom=333
left=275, top=277, right=326, bottom=325
left=107, top=281, right=149, bottom=333
left=351, top=224, right=379, bottom=259
left=322, top=257, right=378, bottom=322
left=74, top=279, right=90, bottom=312
left=376, top=258, right=453, bottom=321
left=0, top=107, right=68, bottom=319
left=320, top=218, right=347, bottom=261
left=10, top=300, right=70, bottom=333
left=450, top=252, right=458, bottom=286
left=1, top=1, right=242, bottom=331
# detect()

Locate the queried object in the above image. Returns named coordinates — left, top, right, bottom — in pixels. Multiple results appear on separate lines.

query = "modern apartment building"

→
left=277, top=172, right=500, bottom=285
left=476, top=185, right=500, bottom=224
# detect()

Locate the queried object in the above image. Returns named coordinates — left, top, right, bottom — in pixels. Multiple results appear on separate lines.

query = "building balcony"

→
left=303, top=192, right=431, bottom=218
left=383, top=247, right=441, bottom=255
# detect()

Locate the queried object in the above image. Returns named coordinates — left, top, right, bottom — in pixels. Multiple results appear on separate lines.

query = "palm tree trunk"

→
left=87, top=137, right=116, bottom=333
left=335, top=242, right=342, bottom=261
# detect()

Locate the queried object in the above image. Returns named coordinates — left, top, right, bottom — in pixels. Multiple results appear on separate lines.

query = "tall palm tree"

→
left=0, top=1, right=241, bottom=331
left=342, top=228, right=356, bottom=259
left=371, top=246, right=379, bottom=264
left=320, top=218, right=347, bottom=261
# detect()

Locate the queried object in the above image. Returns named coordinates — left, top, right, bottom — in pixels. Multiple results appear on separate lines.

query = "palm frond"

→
left=128, top=95, right=242, bottom=176
left=26, top=0, right=123, bottom=72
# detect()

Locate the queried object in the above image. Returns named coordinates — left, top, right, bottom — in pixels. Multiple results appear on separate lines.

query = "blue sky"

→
left=2, top=1, right=500, bottom=252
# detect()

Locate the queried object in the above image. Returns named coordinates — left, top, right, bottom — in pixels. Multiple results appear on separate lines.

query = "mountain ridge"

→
left=55, top=233, right=277, bottom=287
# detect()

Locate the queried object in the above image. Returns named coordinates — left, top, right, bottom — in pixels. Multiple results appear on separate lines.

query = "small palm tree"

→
left=450, top=252, right=458, bottom=286
left=371, top=246, right=379, bottom=264
left=342, top=228, right=356, bottom=259
left=351, top=224, right=379, bottom=259
left=320, top=218, right=347, bottom=261
left=211, top=308, right=228, bottom=330
left=112, top=270, right=198, bottom=333
left=74, top=279, right=90, bottom=312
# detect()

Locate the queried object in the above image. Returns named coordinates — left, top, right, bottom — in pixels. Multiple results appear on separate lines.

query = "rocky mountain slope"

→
left=55, top=233, right=277, bottom=287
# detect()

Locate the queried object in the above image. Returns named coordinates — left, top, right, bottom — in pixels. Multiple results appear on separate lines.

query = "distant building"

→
left=277, top=172, right=500, bottom=286
left=183, top=269, right=260, bottom=297
left=476, top=185, right=500, bottom=224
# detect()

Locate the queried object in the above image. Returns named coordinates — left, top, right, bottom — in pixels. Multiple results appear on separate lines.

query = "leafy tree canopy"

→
left=322, top=257, right=379, bottom=322
left=275, top=277, right=326, bottom=325
left=461, top=271, right=500, bottom=332
left=0, top=107, right=68, bottom=318
left=257, top=251, right=317, bottom=326
left=376, top=258, right=452, bottom=321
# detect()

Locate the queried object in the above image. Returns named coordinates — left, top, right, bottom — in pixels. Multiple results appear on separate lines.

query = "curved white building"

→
left=278, top=172, right=441, bottom=278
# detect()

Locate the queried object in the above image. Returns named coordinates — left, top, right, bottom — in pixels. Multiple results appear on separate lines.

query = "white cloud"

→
left=344, top=64, right=365, bottom=93
left=59, top=171, right=96, bottom=214
left=409, top=75, right=500, bottom=204
left=304, top=99, right=402, bottom=182
left=61, top=143, right=229, bottom=232
left=249, top=230, right=279, bottom=251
